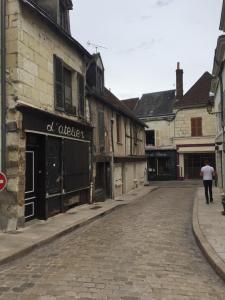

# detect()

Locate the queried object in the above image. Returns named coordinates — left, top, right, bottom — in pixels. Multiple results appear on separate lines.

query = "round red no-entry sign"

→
left=0, top=172, right=7, bottom=191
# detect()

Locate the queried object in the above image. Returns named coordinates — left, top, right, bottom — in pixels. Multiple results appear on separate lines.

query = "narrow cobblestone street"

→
left=1, top=183, right=225, bottom=300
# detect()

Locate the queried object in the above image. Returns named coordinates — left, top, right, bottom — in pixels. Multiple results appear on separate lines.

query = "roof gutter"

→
left=87, top=89, right=147, bottom=128
left=0, top=0, right=6, bottom=172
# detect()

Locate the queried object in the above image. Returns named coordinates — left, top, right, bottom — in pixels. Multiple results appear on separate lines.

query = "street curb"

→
left=192, top=190, right=225, bottom=282
left=0, top=204, right=125, bottom=267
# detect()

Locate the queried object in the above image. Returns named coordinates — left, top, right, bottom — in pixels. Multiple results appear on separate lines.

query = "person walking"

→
left=200, top=160, right=215, bottom=204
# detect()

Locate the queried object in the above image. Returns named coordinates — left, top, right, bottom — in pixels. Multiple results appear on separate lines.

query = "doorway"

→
left=25, top=134, right=45, bottom=221
left=95, top=162, right=111, bottom=201
left=184, top=153, right=216, bottom=179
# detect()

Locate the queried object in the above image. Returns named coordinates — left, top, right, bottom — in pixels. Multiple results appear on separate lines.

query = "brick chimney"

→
left=176, top=62, right=183, bottom=100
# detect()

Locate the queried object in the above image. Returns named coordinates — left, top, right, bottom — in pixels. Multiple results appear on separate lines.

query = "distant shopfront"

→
left=176, top=144, right=215, bottom=179
left=18, top=105, right=92, bottom=221
left=146, top=150, right=177, bottom=181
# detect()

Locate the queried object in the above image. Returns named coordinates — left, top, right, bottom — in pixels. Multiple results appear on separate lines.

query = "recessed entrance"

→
left=184, top=153, right=216, bottom=179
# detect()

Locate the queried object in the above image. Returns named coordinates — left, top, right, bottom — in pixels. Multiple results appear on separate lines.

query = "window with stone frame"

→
left=191, top=117, right=202, bottom=136
left=146, top=130, right=155, bottom=145
left=54, top=55, right=84, bottom=116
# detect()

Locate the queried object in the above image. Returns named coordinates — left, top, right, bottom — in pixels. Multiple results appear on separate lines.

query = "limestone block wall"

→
left=175, top=108, right=216, bottom=138
left=3, top=0, right=86, bottom=230
left=136, top=161, right=146, bottom=186
left=123, top=163, right=134, bottom=193
left=114, top=161, right=147, bottom=198
left=7, top=2, right=84, bottom=112
left=145, top=119, right=174, bottom=148
left=114, top=163, right=123, bottom=198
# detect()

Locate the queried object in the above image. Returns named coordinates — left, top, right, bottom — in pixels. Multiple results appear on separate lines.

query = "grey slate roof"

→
left=134, top=90, right=176, bottom=118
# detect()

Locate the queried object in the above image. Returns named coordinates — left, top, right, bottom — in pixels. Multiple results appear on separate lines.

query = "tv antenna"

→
left=87, top=41, right=108, bottom=53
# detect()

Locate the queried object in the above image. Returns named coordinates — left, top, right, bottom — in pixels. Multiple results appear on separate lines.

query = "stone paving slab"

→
left=1, top=183, right=225, bottom=299
left=0, top=186, right=157, bottom=266
left=193, top=186, right=225, bottom=282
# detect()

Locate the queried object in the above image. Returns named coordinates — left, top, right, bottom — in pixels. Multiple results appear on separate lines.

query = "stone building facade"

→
left=0, top=0, right=147, bottom=231
left=123, top=64, right=216, bottom=180
left=124, top=90, right=177, bottom=181
left=86, top=54, right=147, bottom=201
left=211, top=0, right=225, bottom=192
left=174, top=70, right=216, bottom=179
left=1, top=0, right=93, bottom=231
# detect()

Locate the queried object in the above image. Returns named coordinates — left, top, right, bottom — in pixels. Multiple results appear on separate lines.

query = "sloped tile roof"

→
left=134, top=90, right=176, bottom=118
left=174, top=72, right=213, bottom=109
left=87, top=88, right=147, bottom=127
left=121, top=98, right=139, bottom=111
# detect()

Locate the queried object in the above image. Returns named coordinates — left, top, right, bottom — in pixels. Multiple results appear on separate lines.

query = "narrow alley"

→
left=0, top=183, right=225, bottom=300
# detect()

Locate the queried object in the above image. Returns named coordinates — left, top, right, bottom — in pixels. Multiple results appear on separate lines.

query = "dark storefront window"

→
left=147, top=150, right=177, bottom=181
left=22, top=108, right=92, bottom=220
left=146, top=130, right=155, bottom=146
left=184, top=153, right=215, bottom=179
left=157, top=157, right=170, bottom=175
left=63, top=139, right=89, bottom=192
left=46, top=137, right=62, bottom=195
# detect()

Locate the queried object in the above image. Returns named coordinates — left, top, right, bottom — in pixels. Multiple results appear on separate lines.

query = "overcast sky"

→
left=70, top=0, right=223, bottom=99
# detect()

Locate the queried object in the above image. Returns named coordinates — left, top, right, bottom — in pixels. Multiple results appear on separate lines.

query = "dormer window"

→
left=59, top=1, right=69, bottom=31
left=96, top=67, right=104, bottom=93
left=36, top=0, right=72, bottom=33
left=86, top=54, right=104, bottom=94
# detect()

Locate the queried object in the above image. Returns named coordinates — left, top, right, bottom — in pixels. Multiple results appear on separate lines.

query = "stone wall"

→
left=114, top=161, right=147, bottom=199
left=145, top=119, right=174, bottom=148
left=2, top=0, right=86, bottom=231
left=175, top=107, right=216, bottom=138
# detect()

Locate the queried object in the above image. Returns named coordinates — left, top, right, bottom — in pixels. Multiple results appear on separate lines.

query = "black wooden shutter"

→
left=78, top=73, right=85, bottom=116
left=54, top=55, right=64, bottom=110
left=64, top=68, right=72, bottom=114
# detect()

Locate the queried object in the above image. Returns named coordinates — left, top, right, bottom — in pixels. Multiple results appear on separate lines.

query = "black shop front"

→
left=18, top=105, right=92, bottom=221
left=146, top=150, right=177, bottom=181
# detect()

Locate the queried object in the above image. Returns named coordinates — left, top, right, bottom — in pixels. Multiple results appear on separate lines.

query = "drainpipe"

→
left=219, top=63, right=224, bottom=190
left=110, top=117, right=114, bottom=199
left=0, top=0, right=6, bottom=172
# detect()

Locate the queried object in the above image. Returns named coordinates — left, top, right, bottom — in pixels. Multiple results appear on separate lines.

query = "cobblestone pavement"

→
left=1, top=185, right=225, bottom=300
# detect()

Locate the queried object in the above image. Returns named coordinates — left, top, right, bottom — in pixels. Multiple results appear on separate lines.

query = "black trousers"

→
left=203, top=180, right=213, bottom=203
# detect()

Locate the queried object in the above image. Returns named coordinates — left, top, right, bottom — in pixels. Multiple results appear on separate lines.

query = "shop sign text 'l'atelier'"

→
left=47, top=121, right=85, bottom=140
